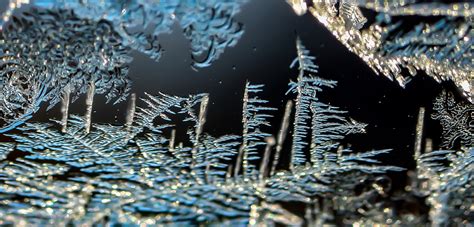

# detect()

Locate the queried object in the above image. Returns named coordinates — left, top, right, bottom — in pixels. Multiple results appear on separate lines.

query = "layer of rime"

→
left=0, top=39, right=405, bottom=226
left=286, top=0, right=473, bottom=103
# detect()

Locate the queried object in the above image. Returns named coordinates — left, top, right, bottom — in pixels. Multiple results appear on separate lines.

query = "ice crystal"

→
left=288, top=38, right=366, bottom=169
left=287, top=0, right=473, bottom=102
left=0, top=38, right=401, bottom=225
left=239, top=82, right=275, bottom=177
left=432, top=91, right=473, bottom=149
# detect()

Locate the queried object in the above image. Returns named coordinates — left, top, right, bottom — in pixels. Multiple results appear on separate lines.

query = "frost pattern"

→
left=0, top=0, right=248, bottom=132
left=31, top=0, right=248, bottom=68
left=0, top=9, right=132, bottom=133
left=334, top=100, right=473, bottom=226
left=240, top=82, right=275, bottom=177
left=417, top=92, right=474, bottom=225
left=287, top=0, right=473, bottom=102
left=432, top=91, right=473, bottom=149
left=288, top=38, right=366, bottom=169
left=0, top=38, right=400, bottom=225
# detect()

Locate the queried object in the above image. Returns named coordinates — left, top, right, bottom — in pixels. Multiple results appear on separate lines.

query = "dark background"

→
left=2, top=0, right=456, bottom=174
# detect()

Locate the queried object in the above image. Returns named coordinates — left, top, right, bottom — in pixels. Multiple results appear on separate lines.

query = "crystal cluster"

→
left=0, top=9, right=131, bottom=133
left=0, top=0, right=248, bottom=132
left=414, top=93, right=473, bottom=226
left=31, top=0, right=248, bottom=68
left=287, top=0, right=473, bottom=102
